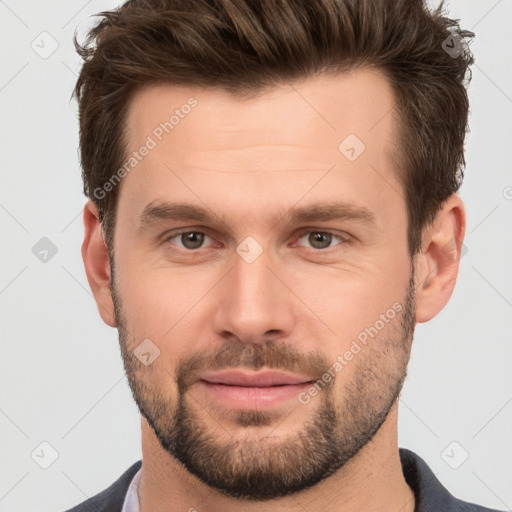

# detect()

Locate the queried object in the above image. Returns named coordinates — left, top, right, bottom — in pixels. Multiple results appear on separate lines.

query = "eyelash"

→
left=161, top=228, right=351, bottom=252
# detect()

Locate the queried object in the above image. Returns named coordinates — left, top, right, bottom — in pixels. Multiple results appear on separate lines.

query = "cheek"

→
left=292, top=266, right=408, bottom=345
left=115, top=260, right=186, bottom=325
left=115, top=266, right=211, bottom=368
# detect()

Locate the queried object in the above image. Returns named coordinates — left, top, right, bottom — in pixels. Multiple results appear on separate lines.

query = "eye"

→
left=292, top=229, right=349, bottom=250
left=164, top=230, right=213, bottom=250
left=161, top=228, right=350, bottom=252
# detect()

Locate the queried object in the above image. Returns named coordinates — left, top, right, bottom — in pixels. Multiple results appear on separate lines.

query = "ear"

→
left=81, top=201, right=117, bottom=327
left=414, top=194, right=466, bottom=324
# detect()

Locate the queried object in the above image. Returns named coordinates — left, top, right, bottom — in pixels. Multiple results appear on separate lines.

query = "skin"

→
left=82, top=68, right=466, bottom=512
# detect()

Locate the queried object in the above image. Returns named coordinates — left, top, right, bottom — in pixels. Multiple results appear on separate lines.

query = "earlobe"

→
left=414, top=194, right=466, bottom=324
left=81, top=201, right=117, bottom=327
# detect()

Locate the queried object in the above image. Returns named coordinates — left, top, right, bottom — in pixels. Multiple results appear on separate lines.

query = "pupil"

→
left=310, top=232, right=331, bottom=249
left=183, top=232, right=203, bottom=249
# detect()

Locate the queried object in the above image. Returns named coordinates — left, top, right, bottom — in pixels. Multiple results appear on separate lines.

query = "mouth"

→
left=196, top=369, right=315, bottom=410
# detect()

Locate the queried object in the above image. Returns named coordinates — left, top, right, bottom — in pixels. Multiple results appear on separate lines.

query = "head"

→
left=77, top=0, right=473, bottom=501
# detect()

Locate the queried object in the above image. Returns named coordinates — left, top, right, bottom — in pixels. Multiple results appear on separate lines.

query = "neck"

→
left=138, top=402, right=415, bottom=512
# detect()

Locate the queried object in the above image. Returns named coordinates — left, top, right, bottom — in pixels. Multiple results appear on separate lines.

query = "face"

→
left=111, top=70, right=416, bottom=500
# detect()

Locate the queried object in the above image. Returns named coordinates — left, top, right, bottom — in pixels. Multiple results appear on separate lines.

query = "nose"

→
left=212, top=243, right=296, bottom=345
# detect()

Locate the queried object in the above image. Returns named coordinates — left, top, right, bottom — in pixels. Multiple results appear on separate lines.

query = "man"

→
left=66, top=0, right=502, bottom=510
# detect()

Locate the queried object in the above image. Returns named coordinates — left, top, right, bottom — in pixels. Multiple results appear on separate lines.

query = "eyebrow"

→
left=138, top=200, right=377, bottom=230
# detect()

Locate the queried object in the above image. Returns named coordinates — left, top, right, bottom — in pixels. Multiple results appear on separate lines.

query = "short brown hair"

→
left=73, top=0, right=474, bottom=257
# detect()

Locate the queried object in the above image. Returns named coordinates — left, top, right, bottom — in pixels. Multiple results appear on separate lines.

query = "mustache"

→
left=175, top=340, right=332, bottom=393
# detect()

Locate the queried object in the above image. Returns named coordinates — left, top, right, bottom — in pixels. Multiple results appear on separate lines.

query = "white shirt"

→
left=121, top=467, right=141, bottom=512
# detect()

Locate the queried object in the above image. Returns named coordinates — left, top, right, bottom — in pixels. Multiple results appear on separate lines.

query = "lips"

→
left=195, top=369, right=315, bottom=410
left=199, top=369, right=313, bottom=387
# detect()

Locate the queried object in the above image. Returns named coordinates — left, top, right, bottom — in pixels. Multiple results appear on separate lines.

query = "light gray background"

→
left=0, top=1, right=511, bottom=511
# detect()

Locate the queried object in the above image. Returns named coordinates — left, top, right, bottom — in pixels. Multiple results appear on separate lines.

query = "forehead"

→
left=125, top=69, right=397, bottom=158
left=118, top=69, right=402, bottom=230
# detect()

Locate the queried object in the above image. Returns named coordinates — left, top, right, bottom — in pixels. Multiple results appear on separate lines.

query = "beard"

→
left=111, top=259, right=416, bottom=501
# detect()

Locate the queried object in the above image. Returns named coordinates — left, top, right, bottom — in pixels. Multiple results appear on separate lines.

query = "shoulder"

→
left=63, top=460, right=142, bottom=512
left=399, top=448, right=505, bottom=512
